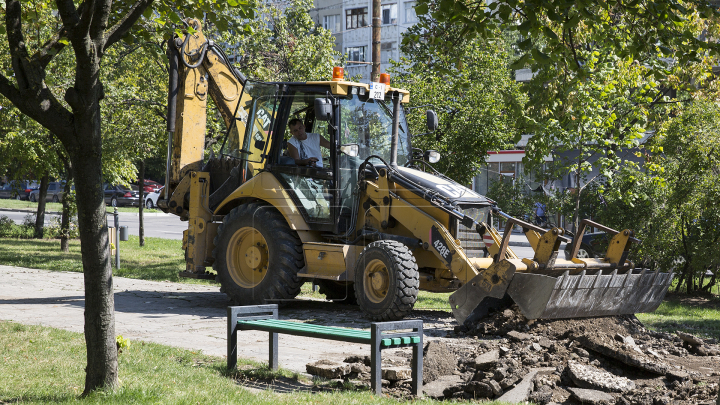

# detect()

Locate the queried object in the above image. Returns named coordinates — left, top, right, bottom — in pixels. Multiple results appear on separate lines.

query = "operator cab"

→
left=218, top=77, right=411, bottom=235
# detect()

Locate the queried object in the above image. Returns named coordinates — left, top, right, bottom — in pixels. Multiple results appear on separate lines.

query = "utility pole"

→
left=371, top=0, right=381, bottom=82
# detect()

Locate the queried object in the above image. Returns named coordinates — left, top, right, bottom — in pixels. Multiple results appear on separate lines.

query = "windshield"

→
left=339, top=94, right=410, bottom=166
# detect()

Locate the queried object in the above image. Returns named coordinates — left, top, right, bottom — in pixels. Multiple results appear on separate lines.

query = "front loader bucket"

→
left=506, top=269, right=674, bottom=319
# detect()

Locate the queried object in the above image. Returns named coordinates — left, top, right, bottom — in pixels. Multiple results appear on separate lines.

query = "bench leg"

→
left=371, top=324, right=382, bottom=395
left=227, top=307, right=238, bottom=371
left=411, top=325, right=424, bottom=396
left=269, top=331, right=278, bottom=371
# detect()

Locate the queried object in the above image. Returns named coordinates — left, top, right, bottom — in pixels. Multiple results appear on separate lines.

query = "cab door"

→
left=220, top=81, right=280, bottom=178
left=269, top=88, right=338, bottom=232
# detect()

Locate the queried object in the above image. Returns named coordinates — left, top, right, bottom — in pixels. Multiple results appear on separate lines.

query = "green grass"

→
left=0, top=198, right=157, bottom=214
left=0, top=235, right=214, bottom=285
left=636, top=295, right=720, bottom=340
left=1, top=321, right=450, bottom=404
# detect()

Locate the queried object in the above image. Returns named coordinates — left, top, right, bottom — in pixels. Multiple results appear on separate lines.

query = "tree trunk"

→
left=573, top=171, right=581, bottom=234
left=72, top=148, right=118, bottom=394
left=34, top=173, right=49, bottom=238
left=60, top=176, right=73, bottom=252
left=59, top=149, right=74, bottom=252
left=138, top=160, right=145, bottom=247
left=371, top=0, right=381, bottom=82
left=65, top=80, right=118, bottom=393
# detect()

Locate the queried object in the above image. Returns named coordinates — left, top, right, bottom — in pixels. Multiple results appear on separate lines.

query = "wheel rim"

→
left=111, top=198, right=117, bottom=207
left=146, top=200, right=153, bottom=209
left=226, top=227, right=269, bottom=288
left=577, top=248, right=591, bottom=258
left=364, top=259, right=390, bottom=304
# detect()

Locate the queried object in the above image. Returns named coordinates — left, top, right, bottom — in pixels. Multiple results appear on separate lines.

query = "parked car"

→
left=29, top=182, right=72, bottom=203
left=142, top=179, right=163, bottom=194
left=144, top=187, right=163, bottom=209
left=103, top=184, right=141, bottom=207
left=0, top=180, right=38, bottom=200
left=564, top=232, right=609, bottom=259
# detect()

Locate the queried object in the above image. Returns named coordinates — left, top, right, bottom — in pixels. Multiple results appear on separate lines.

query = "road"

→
left=0, top=209, right=186, bottom=240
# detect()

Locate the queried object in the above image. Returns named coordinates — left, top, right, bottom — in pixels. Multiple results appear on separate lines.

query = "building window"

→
left=404, top=1, right=418, bottom=23
left=382, top=4, right=398, bottom=25
left=346, top=46, right=366, bottom=62
left=346, top=7, right=368, bottom=29
left=381, top=42, right=395, bottom=64
left=323, top=15, right=341, bottom=33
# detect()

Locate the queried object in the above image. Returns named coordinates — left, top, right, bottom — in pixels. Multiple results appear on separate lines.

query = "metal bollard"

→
left=114, top=208, right=120, bottom=269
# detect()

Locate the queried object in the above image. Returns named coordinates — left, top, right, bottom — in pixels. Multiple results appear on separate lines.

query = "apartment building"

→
left=307, top=0, right=420, bottom=80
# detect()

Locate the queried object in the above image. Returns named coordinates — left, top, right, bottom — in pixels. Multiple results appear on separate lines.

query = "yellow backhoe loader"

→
left=159, top=19, right=672, bottom=324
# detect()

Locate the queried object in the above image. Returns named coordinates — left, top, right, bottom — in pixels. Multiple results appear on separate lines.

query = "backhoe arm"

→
left=163, top=18, right=247, bottom=205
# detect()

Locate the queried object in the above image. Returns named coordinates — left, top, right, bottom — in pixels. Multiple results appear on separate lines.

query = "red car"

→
left=142, top=179, right=163, bottom=194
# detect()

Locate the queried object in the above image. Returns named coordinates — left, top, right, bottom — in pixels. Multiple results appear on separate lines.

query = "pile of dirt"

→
left=306, top=306, right=720, bottom=403
left=444, top=306, right=720, bottom=403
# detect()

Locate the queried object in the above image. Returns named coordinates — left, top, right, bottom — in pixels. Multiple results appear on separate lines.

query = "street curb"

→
left=1, top=208, right=170, bottom=217
left=0, top=208, right=62, bottom=215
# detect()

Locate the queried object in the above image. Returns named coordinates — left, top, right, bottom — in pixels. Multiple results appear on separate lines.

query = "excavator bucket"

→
left=506, top=269, right=674, bottom=319
left=450, top=215, right=674, bottom=324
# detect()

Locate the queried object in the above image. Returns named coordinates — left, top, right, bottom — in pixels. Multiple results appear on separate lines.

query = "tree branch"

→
left=0, top=73, right=23, bottom=107
left=103, top=0, right=155, bottom=51
left=90, top=0, right=112, bottom=42
left=5, top=0, right=31, bottom=89
left=55, top=0, right=82, bottom=33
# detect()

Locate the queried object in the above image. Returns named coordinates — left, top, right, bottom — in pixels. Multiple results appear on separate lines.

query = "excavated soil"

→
left=306, top=306, right=720, bottom=403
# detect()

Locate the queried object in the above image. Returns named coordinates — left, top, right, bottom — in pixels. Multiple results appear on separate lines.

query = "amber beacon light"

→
left=332, top=67, right=344, bottom=81
left=379, top=73, right=391, bottom=85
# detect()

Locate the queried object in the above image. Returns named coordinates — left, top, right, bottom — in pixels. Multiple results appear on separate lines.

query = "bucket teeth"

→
left=506, top=270, right=674, bottom=319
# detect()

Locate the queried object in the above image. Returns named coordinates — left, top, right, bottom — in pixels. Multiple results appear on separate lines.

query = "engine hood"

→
left=392, top=166, right=492, bottom=207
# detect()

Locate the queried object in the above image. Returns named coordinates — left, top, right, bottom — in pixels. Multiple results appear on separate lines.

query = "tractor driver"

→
left=287, top=118, right=331, bottom=167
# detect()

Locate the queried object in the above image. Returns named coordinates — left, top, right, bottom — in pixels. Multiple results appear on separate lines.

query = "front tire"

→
left=354, top=240, right=419, bottom=321
left=110, top=196, right=118, bottom=207
left=30, top=194, right=36, bottom=203
left=146, top=199, right=154, bottom=209
left=213, top=203, right=304, bottom=305
left=52, top=195, right=59, bottom=203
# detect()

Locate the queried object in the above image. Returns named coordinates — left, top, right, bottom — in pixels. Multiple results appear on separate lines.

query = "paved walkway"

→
left=0, top=266, right=455, bottom=373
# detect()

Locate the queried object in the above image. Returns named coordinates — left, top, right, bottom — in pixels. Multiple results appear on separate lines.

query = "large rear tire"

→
left=354, top=240, right=419, bottom=321
left=213, top=202, right=304, bottom=305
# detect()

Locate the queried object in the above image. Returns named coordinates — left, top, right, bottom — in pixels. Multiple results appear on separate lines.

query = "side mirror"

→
left=340, top=143, right=359, bottom=157
left=424, top=150, right=441, bottom=164
left=426, top=110, right=438, bottom=131
left=315, top=98, right=333, bottom=121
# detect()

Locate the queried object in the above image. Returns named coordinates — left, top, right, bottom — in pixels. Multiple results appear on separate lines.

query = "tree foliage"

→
left=595, top=100, right=720, bottom=293
left=393, top=17, right=524, bottom=184
left=411, top=0, right=720, bottom=76
left=217, top=0, right=342, bottom=82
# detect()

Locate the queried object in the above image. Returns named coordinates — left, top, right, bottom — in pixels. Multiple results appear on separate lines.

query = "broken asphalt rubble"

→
left=304, top=306, right=720, bottom=403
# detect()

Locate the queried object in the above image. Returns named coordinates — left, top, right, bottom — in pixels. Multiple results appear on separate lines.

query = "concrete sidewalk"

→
left=0, top=265, right=455, bottom=374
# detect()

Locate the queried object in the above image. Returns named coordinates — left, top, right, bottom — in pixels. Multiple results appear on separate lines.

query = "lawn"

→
left=0, top=321, right=444, bottom=404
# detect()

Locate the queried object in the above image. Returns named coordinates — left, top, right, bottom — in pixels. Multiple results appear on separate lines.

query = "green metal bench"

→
left=227, top=305, right=423, bottom=396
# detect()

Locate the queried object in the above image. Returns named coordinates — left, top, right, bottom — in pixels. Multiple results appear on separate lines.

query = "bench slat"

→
left=238, top=319, right=421, bottom=347
left=238, top=320, right=373, bottom=343
left=239, top=319, right=371, bottom=338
